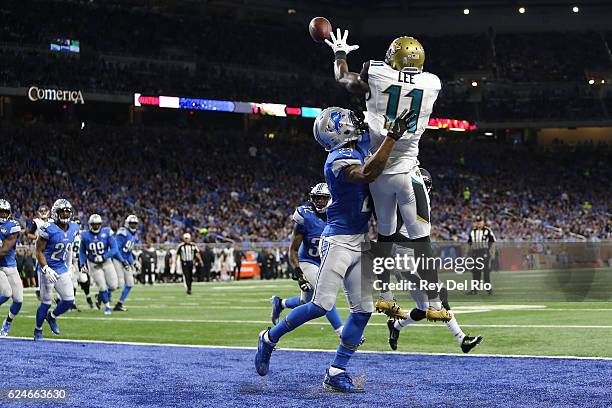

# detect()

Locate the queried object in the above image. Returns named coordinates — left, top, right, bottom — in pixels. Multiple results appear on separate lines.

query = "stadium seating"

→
left=3, top=124, right=610, bottom=243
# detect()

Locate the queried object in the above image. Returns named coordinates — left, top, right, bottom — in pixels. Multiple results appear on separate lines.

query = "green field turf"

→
left=5, top=278, right=612, bottom=358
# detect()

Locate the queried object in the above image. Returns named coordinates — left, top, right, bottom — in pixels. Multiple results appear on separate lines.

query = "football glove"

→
left=93, top=255, right=104, bottom=264
left=324, top=28, right=359, bottom=57
left=387, top=109, right=418, bottom=141
left=123, top=261, right=132, bottom=272
left=298, top=276, right=313, bottom=292
left=291, top=267, right=313, bottom=292
left=79, top=264, right=88, bottom=274
left=42, top=265, right=59, bottom=284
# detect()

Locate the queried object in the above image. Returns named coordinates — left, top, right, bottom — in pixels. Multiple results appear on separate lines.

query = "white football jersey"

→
left=362, top=60, right=441, bottom=174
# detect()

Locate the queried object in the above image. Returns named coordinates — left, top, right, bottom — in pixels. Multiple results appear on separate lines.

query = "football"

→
left=308, top=16, right=332, bottom=43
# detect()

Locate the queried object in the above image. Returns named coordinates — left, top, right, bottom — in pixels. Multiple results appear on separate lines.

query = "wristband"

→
left=334, top=51, right=347, bottom=60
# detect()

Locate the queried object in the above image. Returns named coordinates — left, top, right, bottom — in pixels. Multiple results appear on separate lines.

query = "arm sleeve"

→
left=359, top=61, right=371, bottom=83
left=467, top=231, right=473, bottom=244
left=489, top=229, right=496, bottom=243
left=79, top=238, right=87, bottom=267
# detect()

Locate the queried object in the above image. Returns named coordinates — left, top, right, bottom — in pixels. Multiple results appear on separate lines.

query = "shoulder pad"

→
left=117, top=227, right=128, bottom=237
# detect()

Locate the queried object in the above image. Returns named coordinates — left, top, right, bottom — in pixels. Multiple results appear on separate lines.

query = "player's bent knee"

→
left=312, top=298, right=334, bottom=313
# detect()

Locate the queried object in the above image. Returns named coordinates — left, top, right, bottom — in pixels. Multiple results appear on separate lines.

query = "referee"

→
left=467, top=216, right=496, bottom=295
left=176, top=233, right=203, bottom=295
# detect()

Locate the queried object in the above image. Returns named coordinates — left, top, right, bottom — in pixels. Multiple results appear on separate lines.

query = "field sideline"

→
left=3, top=279, right=612, bottom=358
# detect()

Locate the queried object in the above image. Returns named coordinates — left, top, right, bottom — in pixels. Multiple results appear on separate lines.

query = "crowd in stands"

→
left=2, top=1, right=612, bottom=121
left=1, top=123, right=610, bottom=245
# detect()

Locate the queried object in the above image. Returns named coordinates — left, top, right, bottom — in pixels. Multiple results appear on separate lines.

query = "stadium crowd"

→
left=2, top=124, right=610, bottom=245
left=2, top=1, right=612, bottom=121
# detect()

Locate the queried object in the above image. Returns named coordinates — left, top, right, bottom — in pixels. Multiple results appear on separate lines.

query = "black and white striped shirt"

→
left=468, top=227, right=496, bottom=251
left=177, top=243, right=199, bottom=263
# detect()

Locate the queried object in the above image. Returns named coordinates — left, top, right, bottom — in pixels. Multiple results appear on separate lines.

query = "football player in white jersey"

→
left=325, top=30, right=449, bottom=321
left=27, top=205, right=50, bottom=301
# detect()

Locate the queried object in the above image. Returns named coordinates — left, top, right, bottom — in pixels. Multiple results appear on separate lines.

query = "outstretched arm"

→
left=343, top=109, right=416, bottom=184
left=325, top=28, right=369, bottom=94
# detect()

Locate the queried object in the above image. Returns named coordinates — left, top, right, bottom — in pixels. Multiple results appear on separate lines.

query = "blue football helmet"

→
left=313, top=107, right=367, bottom=151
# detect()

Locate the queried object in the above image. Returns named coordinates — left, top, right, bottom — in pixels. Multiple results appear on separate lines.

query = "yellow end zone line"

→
left=3, top=336, right=612, bottom=361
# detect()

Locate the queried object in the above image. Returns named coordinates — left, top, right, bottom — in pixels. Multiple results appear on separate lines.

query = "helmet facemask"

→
left=310, top=194, right=330, bottom=213
left=56, top=208, right=73, bottom=224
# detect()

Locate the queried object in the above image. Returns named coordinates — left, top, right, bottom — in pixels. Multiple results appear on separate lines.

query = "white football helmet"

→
left=88, top=214, right=103, bottom=233
left=51, top=199, right=73, bottom=225
left=313, top=107, right=367, bottom=151
left=0, top=199, right=11, bottom=224
left=125, top=214, right=139, bottom=233
left=309, top=183, right=331, bottom=213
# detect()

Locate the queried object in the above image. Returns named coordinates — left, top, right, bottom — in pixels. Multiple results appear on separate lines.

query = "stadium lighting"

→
left=484, top=132, right=494, bottom=136
left=588, top=79, right=595, bottom=85
left=463, top=8, right=470, bottom=15
left=572, top=6, right=579, bottom=13
left=471, top=81, right=478, bottom=87
left=518, top=7, right=526, bottom=14
left=602, top=80, right=606, bottom=84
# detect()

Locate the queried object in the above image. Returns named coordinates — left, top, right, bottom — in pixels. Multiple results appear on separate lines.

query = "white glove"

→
left=43, top=265, right=59, bottom=284
left=123, top=261, right=132, bottom=272
left=94, top=255, right=104, bottom=264
left=324, top=28, right=359, bottom=56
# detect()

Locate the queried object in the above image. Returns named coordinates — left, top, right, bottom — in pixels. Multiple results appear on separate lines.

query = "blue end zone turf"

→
left=1, top=339, right=611, bottom=407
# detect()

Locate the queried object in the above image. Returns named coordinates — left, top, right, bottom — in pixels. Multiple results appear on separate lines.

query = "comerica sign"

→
left=28, top=86, right=85, bottom=104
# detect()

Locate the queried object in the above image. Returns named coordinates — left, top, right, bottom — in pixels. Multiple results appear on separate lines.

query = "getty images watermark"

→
left=370, top=251, right=492, bottom=292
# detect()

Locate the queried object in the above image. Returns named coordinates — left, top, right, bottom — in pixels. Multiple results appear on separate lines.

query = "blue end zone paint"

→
left=1, top=339, right=611, bottom=408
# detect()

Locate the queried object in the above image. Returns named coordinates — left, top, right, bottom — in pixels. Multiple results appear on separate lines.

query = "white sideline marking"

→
left=18, top=315, right=612, bottom=329
left=3, top=336, right=612, bottom=361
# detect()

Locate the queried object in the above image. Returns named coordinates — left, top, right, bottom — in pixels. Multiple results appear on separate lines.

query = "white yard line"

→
left=16, top=315, right=612, bottom=329
left=3, top=336, right=612, bottom=361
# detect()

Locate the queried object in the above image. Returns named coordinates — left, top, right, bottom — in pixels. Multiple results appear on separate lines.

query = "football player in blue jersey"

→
left=0, top=199, right=24, bottom=336
left=34, top=199, right=81, bottom=340
left=112, top=214, right=138, bottom=311
left=79, top=214, right=125, bottom=315
left=270, top=183, right=344, bottom=336
left=255, top=107, right=415, bottom=392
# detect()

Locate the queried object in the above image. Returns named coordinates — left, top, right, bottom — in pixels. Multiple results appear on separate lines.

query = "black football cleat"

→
left=86, top=297, right=94, bottom=309
left=387, top=319, right=400, bottom=351
left=461, top=335, right=483, bottom=353
left=114, top=303, right=127, bottom=312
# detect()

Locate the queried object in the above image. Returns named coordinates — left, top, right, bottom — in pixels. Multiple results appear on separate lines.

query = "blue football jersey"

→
left=323, top=133, right=372, bottom=237
left=79, top=227, right=119, bottom=267
left=39, top=221, right=80, bottom=274
left=113, top=227, right=137, bottom=265
left=292, top=204, right=326, bottom=266
left=0, top=220, right=22, bottom=268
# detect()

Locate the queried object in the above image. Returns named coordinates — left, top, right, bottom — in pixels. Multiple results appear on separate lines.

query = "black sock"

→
left=6, top=315, right=13, bottom=323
